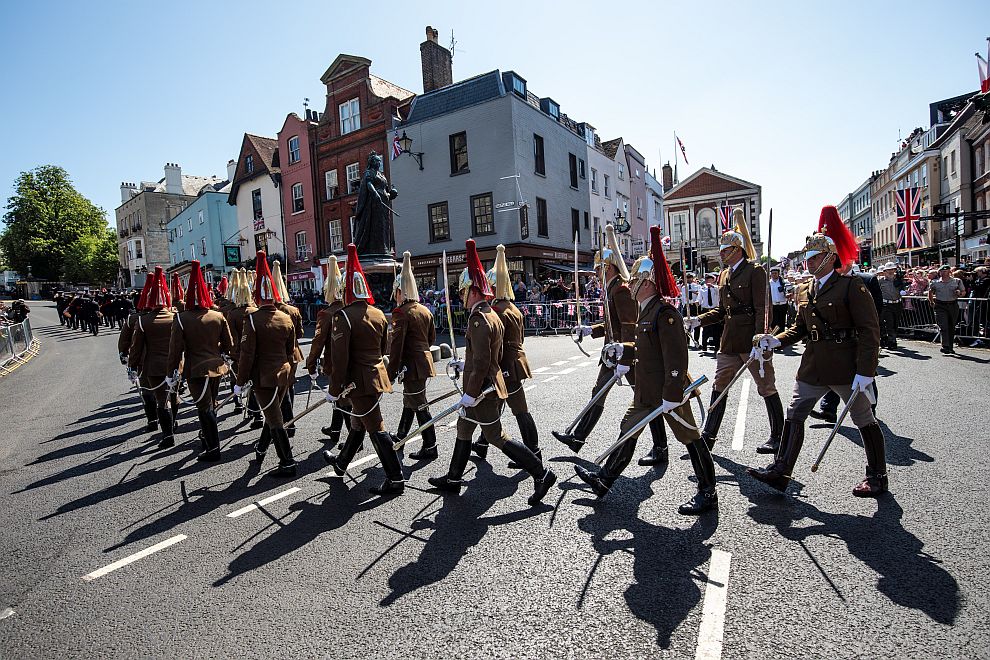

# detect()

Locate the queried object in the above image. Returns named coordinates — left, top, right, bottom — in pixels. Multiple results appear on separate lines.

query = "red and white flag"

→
left=675, top=133, right=689, bottom=165
left=978, top=39, right=990, bottom=94
left=391, top=131, right=402, bottom=160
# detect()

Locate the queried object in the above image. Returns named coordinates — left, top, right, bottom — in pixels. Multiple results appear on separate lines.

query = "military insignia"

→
left=671, top=370, right=679, bottom=377
left=473, top=321, right=480, bottom=327
left=667, top=317, right=674, bottom=325
left=860, top=286, right=867, bottom=293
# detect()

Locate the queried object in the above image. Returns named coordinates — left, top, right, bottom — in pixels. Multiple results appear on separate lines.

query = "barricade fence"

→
left=1, top=318, right=39, bottom=376
left=433, top=300, right=608, bottom=337
left=897, top=296, right=988, bottom=343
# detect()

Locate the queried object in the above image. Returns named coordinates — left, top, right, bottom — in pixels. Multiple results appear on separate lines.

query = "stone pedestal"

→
left=358, top=254, right=400, bottom=311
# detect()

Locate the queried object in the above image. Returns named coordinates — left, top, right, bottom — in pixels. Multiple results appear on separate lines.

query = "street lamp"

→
left=398, top=132, right=425, bottom=170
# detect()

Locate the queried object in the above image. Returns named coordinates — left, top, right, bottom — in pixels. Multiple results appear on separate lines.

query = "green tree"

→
left=63, top=227, right=120, bottom=284
left=0, top=165, right=110, bottom=280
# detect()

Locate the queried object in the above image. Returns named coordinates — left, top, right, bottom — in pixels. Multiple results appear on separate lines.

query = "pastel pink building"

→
left=277, top=111, right=320, bottom=291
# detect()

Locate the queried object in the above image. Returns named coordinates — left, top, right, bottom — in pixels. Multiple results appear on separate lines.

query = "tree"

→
left=0, top=165, right=109, bottom=280
left=63, top=227, right=120, bottom=284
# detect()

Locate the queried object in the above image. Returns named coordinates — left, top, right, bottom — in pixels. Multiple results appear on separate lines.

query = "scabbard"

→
left=811, top=388, right=860, bottom=472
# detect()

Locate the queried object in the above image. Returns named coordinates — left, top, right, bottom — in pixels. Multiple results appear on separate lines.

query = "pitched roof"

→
left=664, top=167, right=759, bottom=201
left=369, top=75, right=414, bottom=101
left=147, top=174, right=225, bottom=196
left=404, top=70, right=503, bottom=125
left=320, top=54, right=372, bottom=84
left=601, top=138, right=622, bottom=159
left=228, top=133, right=280, bottom=203
left=246, top=134, right=279, bottom=172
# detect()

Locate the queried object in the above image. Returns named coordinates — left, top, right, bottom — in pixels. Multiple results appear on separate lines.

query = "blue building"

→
left=166, top=181, right=239, bottom=284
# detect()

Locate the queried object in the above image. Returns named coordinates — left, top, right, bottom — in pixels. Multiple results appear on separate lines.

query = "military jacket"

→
left=225, top=304, right=256, bottom=362
left=328, top=301, right=391, bottom=398
left=118, top=312, right=140, bottom=355
left=128, top=308, right=174, bottom=380
left=697, top=259, right=768, bottom=354
left=387, top=300, right=436, bottom=382
left=462, top=301, right=508, bottom=400
left=634, top=296, right=690, bottom=406
left=491, top=299, right=532, bottom=384
left=590, top=276, right=637, bottom=366
left=237, top=306, right=296, bottom=389
left=776, top=273, right=880, bottom=385
left=167, top=308, right=234, bottom=378
left=309, top=302, right=342, bottom=374
left=275, top=301, right=305, bottom=363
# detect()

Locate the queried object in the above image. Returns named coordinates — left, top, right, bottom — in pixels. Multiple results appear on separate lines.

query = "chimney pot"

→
left=420, top=25, right=453, bottom=93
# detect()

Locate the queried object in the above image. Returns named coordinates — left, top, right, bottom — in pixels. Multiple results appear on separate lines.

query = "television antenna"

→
left=449, top=30, right=466, bottom=60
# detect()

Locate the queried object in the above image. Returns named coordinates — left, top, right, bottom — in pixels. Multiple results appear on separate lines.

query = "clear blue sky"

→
left=1, top=0, right=988, bottom=254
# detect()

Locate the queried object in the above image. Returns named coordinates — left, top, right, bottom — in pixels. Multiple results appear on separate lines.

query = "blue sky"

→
left=1, top=0, right=988, bottom=254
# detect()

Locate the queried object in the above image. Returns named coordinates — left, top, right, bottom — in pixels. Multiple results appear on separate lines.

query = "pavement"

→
left=0, top=302, right=987, bottom=658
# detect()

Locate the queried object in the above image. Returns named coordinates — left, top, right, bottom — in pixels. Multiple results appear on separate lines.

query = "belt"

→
left=772, top=302, right=788, bottom=306
left=727, top=305, right=755, bottom=316
left=935, top=300, right=957, bottom=305
left=808, top=328, right=858, bottom=343
left=883, top=299, right=901, bottom=305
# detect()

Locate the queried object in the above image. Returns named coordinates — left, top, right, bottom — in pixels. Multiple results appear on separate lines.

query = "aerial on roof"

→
left=404, top=70, right=503, bottom=125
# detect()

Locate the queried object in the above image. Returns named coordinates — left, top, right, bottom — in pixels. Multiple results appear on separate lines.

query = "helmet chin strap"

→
left=809, top=254, right=834, bottom=279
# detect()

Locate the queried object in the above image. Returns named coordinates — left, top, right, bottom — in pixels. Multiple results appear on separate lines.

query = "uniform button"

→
left=828, top=302, right=833, bottom=306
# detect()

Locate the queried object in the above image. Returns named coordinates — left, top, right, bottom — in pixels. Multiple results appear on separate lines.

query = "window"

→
left=670, top=211, right=690, bottom=244
left=591, top=168, right=599, bottom=193
left=618, top=163, right=625, bottom=180
left=254, top=232, right=268, bottom=252
left=295, top=231, right=308, bottom=261
left=329, top=219, right=343, bottom=253
left=429, top=202, right=450, bottom=242
left=583, top=211, right=589, bottom=230
left=471, top=193, right=494, bottom=236
left=510, top=74, right=526, bottom=97
left=200, top=237, right=207, bottom=256
left=568, top=153, right=578, bottom=188
left=534, top=134, right=545, bottom=175
left=339, top=98, right=360, bottom=135
left=187, top=217, right=193, bottom=231
left=325, top=169, right=338, bottom=200
left=245, top=155, right=254, bottom=174
left=579, top=159, right=586, bottom=179
left=178, top=225, right=183, bottom=238
left=190, top=244, right=195, bottom=261
left=637, top=197, right=643, bottom=219
left=604, top=174, right=611, bottom=198
left=288, top=136, right=301, bottom=164
left=922, top=163, right=928, bottom=187
left=251, top=189, right=263, bottom=221
left=449, top=132, right=469, bottom=174
left=977, top=148, right=985, bottom=177
left=134, top=239, right=143, bottom=259
left=950, top=150, right=956, bottom=175
left=536, top=197, right=548, bottom=237
left=180, top=248, right=185, bottom=260
left=346, top=163, right=361, bottom=194
left=291, top=182, right=304, bottom=213
left=198, top=209, right=204, bottom=224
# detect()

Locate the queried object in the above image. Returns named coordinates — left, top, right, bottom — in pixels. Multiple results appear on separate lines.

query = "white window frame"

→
left=329, top=219, right=343, bottom=253
left=591, top=168, right=599, bottom=193
left=295, top=231, right=308, bottom=261
left=618, top=163, right=625, bottom=180
left=339, top=98, right=360, bottom=135
left=178, top=226, right=183, bottom=238
left=180, top=248, right=185, bottom=260
left=346, top=163, right=361, bottom=194
left=288, top=136, right=301, bottom=164
left=325, top=169, right=338, bottom=200
left=604, top=174, right=611, bottom=198
left=291, top=182, right=304, bottom=213
left=200, top=237, right=207, bottom=256
left=198, top=209, right=204, bottom=224
left=187, top=217, right=193, bottom=230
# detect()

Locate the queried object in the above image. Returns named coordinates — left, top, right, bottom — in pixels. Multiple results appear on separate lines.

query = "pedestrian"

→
left=769, top=266, right=789, bottom=333
left=680, top=271, right=702, bottom=345
left=877, top=262, right=905, bottom=349
left=928, top=264, right=966, bottom=354
left=697, top=273, right=722, bottom=352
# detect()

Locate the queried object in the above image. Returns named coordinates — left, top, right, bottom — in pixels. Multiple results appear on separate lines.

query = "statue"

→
left=352, top=152, right=397, bottom=256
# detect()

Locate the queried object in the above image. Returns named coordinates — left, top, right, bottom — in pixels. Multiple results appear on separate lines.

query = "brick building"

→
left=277, top=111, right=321, bottom=291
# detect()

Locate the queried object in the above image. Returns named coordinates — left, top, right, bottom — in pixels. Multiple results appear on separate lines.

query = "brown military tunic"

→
left=492, top=299, right=532, bottom=415
left=328, top=300, right=391, bottom=431
left=128, top=308, right=175, bottom=405
left=167, top=308, right=234, bottom=411
left=118, top=312, right=140, bottom=356
left=275, top=301, right=305, bottom=364
left=457, top=301, right=509, bottom=445
left=588, top=275, right=638, bottom=397
left=697, top=259, right=768, bottom=354
left=387, top=300, right=436, bottom=408
left=308, top=304, right=338, bottom=373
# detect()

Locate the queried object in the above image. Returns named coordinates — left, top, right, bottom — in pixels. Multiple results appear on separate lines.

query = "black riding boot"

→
left=747, top=419, right=803, bottom=491
left=321, top=408, right=346, bottom=446
left=702, top=389, right=727, bottom=449
left=197, top=409, right=221, bottom=461
left=156, top=405, right=174, bottom=449
left=679, top=439, right=718, bottom=514
left=394, top=407, right=415, bottom=441
left=254, top=425, right=272, bottom=462
left=324, top=428, right=364, bottom=476
left=369, top=431, right=405, bottom=496
left=508, top=412, right=541, bottom=469
left=281, top=390, right=295, bottom=438
left=429, top=439, right=472, bottom=492
left=853, top=423, right=888, bottom=497
left=269, top=427, right=296, bottom=477
left=170, top=396, right=179, bottom=433
left=248, top=392, right=264, bottom=429
left=639, top=417, right=669, bottom=466
left=409, top=408, right=438, bottom=461
left=501, top=439, right=557, bottom=506
left=552, top=404, right=604, bottom=453
left=756, top=392, right=785, bottom=454
left=142, top=394, right=159, bottom=430
left=575, top=435, right=636, bottom=497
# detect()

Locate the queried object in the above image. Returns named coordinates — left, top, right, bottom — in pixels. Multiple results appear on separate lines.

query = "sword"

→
left=559, top=373, right=620, bottom=436
left=393, top=385, right=496, bottom=450
left=418, top=388, right=460, bottom=410
left=217, top=380, right=251, bottom=411
left=764, top=208, right=774, bottom=334
left=811, top=388, right=860, bottom=473
left=441, top=250, right=460, bottom=378
left=572, top=232, right=590, bottom=357
left=708, top=325, right=780, bottom=410
left=595, top=376, right=708, bottom=464
left=284, top=383, right=355, bottom=428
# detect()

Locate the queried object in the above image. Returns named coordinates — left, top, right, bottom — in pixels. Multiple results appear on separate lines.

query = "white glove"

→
left=458, top=393, right=478, bottom=408
left=851, top=374, right=876, bottom=405
left=165, top=371, right=178, bottom=389
left=659, top=399, right=679, bottom=414
left=449, top=358, right=465, bottom=372
left=603, top=342, right=624, bottom=362
left=128, top=371, right=138, bottom=384
left=326, top=390, right=339, bottom=403
left=899, top=290, right=907, bottom=296
left=614, top=363, right=630, bottom=378
left=684, top=317, right=701, bottom=331
left=576, top=325, right=594, bottom=338
left=753, top=333, right=781, bottom=351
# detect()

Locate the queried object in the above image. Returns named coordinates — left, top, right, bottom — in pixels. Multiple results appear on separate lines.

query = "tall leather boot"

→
left=369, top=431, right=405, bottom=496
left=156, top=405, right=174, bottom=449
left=248, top=392, right=264, bottom=429
left=508, top=412, right=541, bottom=468
left=429, top=439, right=472, bottom=492
left=170, top=396, right=179, bottom=433
left=197, top=409, right=222, bottom=462
left=501, top=439, right=557, bottom=506
left=702, top=390, right=727, bottom=449
left=756, top=393, right=785, bottom=454
left=853, top=423, right=888, bottom=497
left=747, top=419, right=803, bottom=491
left=679, top=439, right=718, bottom=514
left=409, top=408, right=438, bottom=461
left=254, top=425, right=272, bottom=462
left=575, top=435, right=636, bottom=498
left=639, top=417, right=669, bottom=466
left=324, top=428, right=364, bottom=476
left=142, top=394, right=159, bottom=431
left=393, top=407, right=415, bottom=442
left=552, top=404, right=604, bottom=453
left=269, top=427, right=297, bottom=478
left=281, top=390, right=295, bottom=438
left=321, top=408, right=345, bottom=446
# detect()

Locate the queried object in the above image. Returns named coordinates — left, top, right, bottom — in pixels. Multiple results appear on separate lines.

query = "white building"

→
left=227, top=134, right=286, bottom=260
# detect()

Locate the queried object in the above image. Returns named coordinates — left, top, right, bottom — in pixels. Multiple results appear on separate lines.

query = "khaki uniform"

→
left=457, top=301, right=510, bottom=445
left=167, top=309, right=234, bottom=411
left=492, top=299, right=532, bottom=414
left=328, top=301, right=391, bottom=432
left=128, top=309, right=175, bottom=406
left=118, top=312, right=140, bottom=356
left=387, top=300, right=436, bottom=408
left=237, top=307, right=296, bottom=427
left=588, top=275, right=638, bottom=393
left=307, top=305, right=337, bottom=373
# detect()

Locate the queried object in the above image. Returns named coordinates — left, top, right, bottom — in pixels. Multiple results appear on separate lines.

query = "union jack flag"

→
left=896, top=187, right=924, bottom=251
left=716, top=202, right=733, bottom=233
left=391, top=131, right=402, bottom=160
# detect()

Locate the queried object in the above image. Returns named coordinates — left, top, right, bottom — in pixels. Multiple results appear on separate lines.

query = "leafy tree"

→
left=1, top=165, right=110, bottom=281
left=63, top=227, right=120, bottom=284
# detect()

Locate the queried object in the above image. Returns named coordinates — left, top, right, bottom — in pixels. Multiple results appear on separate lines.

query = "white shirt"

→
left=699, top=284, right=720, bottom=309
left=680, top=282, right=702, bottom=305
left=769, top=276, right=788, bottom=304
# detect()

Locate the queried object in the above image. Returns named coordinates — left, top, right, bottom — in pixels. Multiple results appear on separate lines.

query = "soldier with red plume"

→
left=169, top=273, right=185, bottom=313
left=271, top=260, right=304, bottom=437
left=225, top=269, right=258, bottom=418
left=120, top=275, right=158, bottom=429
left=308, top=255, right=352, bottom=446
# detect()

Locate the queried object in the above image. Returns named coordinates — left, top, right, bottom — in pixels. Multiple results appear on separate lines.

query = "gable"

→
left=665, top=170, right=757, bottom=200
left=321, top=54, right=372, bottom=85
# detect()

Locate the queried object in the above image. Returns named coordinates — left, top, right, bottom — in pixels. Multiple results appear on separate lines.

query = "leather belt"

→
left=808, top=328, right=858, bottom=343
left=883, top=299, right=901, bottom=304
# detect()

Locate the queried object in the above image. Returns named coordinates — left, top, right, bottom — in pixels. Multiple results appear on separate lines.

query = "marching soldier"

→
left=428, top=240, right=557, bottom=506
left=575, top=227, right=717, bottom=515
left=553, top=224, right=670, bottom=466
left=472, top=244, right=541, bottom=469
left=322, top=244, right=405, bottom=496
left=272, top=260, right=304, bottom=436
left=166, top=261, right=234, bottom=461
left=686, top=208, right=785, bottom=455
left=309, top=256, right=351, bottom=445
left=388, top=251, right=439, bottom=461
left=170, top=274, right=185, bottom=313
left=234, top=253, right=298, bottom=477
left=127, top=267, right=177, bottom=449
left=120, top=277, right=157, bottom=429
left=225, top=270, right=257, bottom=417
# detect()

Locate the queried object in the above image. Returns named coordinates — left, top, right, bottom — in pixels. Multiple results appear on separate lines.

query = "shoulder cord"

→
left=460, top=400, right=506, bottom=426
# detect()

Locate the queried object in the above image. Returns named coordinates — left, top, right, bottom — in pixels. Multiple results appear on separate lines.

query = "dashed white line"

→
left=543, top=376, right=559, bottom=382
left=524, top=385, right=535, bottom=392
left=0, top=607, right=14, bottom=621
left=576, top=361, right=595, bottom=368
left=227, top=487, right=302, bottom=518
left=695, top=549, right=732, bottom=660
left=552, top=360, right=570, bottom=366
left=82, top=534, right=187, bottom=582
left=568, top=355, right=583, bottom=361
left=532, top=367, right=551, bottom=374
left=731, top=378, right=751, bottom=451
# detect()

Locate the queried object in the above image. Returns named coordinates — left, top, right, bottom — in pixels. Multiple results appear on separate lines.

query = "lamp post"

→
left=398, top=132, right=425, bottom=170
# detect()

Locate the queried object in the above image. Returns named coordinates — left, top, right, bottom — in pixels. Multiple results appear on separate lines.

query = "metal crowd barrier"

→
left=0, top=318, right=40, bottom=377
left=898, top=296, right=988, bottom=343
left=432, top=300, right=607, bottom=337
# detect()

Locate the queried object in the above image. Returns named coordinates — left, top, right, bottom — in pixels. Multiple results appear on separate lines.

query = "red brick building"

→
left=277, top=111, right=320, bottom=291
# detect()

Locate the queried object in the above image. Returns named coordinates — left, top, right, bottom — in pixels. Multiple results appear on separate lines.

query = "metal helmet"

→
left=393, top=251, right=419, bottom=301
left=627, top=255, right=652, bottom=297
left=271, top=260, right=291, bottom=302
left=719, top=230, right=745, bottom=250
left=802, top=233, right=837, bottom=260
left=486, top=244, right=513, bottom=300
left=598, top=223, right=630, bottom=280
left=323, top=255, right=343, bottom=303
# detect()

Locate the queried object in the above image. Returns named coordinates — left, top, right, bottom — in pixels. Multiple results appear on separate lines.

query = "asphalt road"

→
left=0, top=302, right=987, bottom=658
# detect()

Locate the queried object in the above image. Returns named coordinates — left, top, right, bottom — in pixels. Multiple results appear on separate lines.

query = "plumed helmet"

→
left=458, top=239, right=493, bottom=305
left=146, top=266, right=171, bottom=309
left=630, top=226, right=680, bottom=299
left=217, top=275, right=229, bottom=297
left=169, top=273, right=185, bottom=306
left=184, top=260, right=214, bottom=309
left=271, top=260, right=291, bottom=302
left=344, top=243, right=374, bottom=305
left=486, top=244, right=513, bottom=301
left=235, top=268, right=253, bottom=306
left=136, top=272, right=154, bottom=311
left=599, top=224, right=630, bottom=280
left=323, top=255, right=343, bottom=303
left=817, top=205, right=859, bottom=266
left=719, top=230, right=745, bottom=249
left=393, top=251, right=419, bottom=301
left=253, top=252, right=281, bottom=305
left=802, top=233, right=837, bottom=260
left=731, top=207, right=756, bottom=260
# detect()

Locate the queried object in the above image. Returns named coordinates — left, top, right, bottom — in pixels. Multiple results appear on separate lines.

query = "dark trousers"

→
left=701, top=322, right=722, bottom=350
left=820, top=381, right=878, bottom=414
left=771, top=304, right=788, bottom=333
left=935, top=301, right=959, bottom=350
left=880, top=302, right=902, bottom=347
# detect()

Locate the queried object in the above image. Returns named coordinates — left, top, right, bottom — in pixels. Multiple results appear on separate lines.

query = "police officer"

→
left=928, top=264, right=966, bottom=354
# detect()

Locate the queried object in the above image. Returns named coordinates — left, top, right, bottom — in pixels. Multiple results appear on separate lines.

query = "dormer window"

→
left=511, top=75, right=526, bottom=97
left=540, top=98, right=560, bottom=120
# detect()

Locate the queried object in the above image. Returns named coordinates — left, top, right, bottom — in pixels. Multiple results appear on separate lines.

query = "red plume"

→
left=817, top=205, right=859, bottom=265
left=253, top=251, right=282, bottom=305
left=184, top=260, right=214, bottom=309
left=344, top=243, right=375, bottom=305
left=136, top=273, right=154, bottom=311
left=650, top=226, right=680, bottom=298
left=465, top=239, right=493, bottom=299
left=169, top=273, right=185, bottom=304
left=146, top=266, right=171, bottom=308
left=217, top=275, right=229, bottom=296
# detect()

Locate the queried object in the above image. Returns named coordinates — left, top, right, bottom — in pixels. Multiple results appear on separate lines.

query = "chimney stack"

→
left=120, top=182, right=137, bottom=203
left=164, top=162, right=182, bottom=195
left=420, top=25, right=453, bottom=93
left=661, top=162, right=674, bottom=192
left=227, top=159, right=237, bottom=183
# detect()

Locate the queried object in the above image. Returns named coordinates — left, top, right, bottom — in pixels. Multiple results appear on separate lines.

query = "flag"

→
left=978, top=40, right=990, bottom=94
left=716, top=202, right=733, bottom=233
left=391, top=131, right=402, bottom=160
left=676, top=134, right=689, bottom=165
left=896, top=187, right=924, bottom=251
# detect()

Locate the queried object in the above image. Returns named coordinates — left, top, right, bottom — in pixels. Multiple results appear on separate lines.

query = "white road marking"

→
left=731, top=378, right=751, bottom=451
left=445, top=420, right=458, bottom=428
left=556, top=368, right=576, bottom=375
left=543, top=376, right=559, bottom=382
left=576, top=361, right=595, bottom=368
left=227, top=487, right=302, bottom=518
left=695, top=549, right=732, bottom=660
left=524, top=386, right=535, bottom=392
left=568, top=355, right=583, bottom=360
left=532, top=367, right=551, bottom=374
left=82, top=534, right=187, bottom=582
left=552, top=360, right=570, bottom=366
left=0, top=607, right=14, bottom=621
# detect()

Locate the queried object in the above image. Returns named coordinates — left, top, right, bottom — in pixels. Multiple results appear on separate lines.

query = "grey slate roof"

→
left=404, top=70, right=504, bottom=125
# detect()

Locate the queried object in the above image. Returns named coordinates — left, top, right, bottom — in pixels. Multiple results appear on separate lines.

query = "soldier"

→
left=169, top=274, right=185, bottom=313
left=166, top=261, right=234, bottom=462
left=575, top=227, right=717, bottom=515
left=388, top=251, right=439, bottom=461
left=310, top=257, right=353, bottom=446
left=225, top=269, right=256, bottom=416
left=120, top=277, right=157, bottom=429
left=428, top=240, right=557, bottom=506
left=877, top=262, right=903, bottom=349
left=128, top=267, right=177, bottom=449
left=55, top=292, right=68, bottom=326
left=322, top=244, right=405, bottom=496
left=116, top=293, right=133, bottom=330
left=686, top=208, right=785, bottom=455
left=748, top=228, right=886, bottom=497
left=553, top=224, right=670, bottom=466
left=272, top=260, right=304, bottom=437
left=214, top=275, right=235, bottom=316
left=472, top=244, right=540, bottom=469
left=234, top=253, right=298, bottom=478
